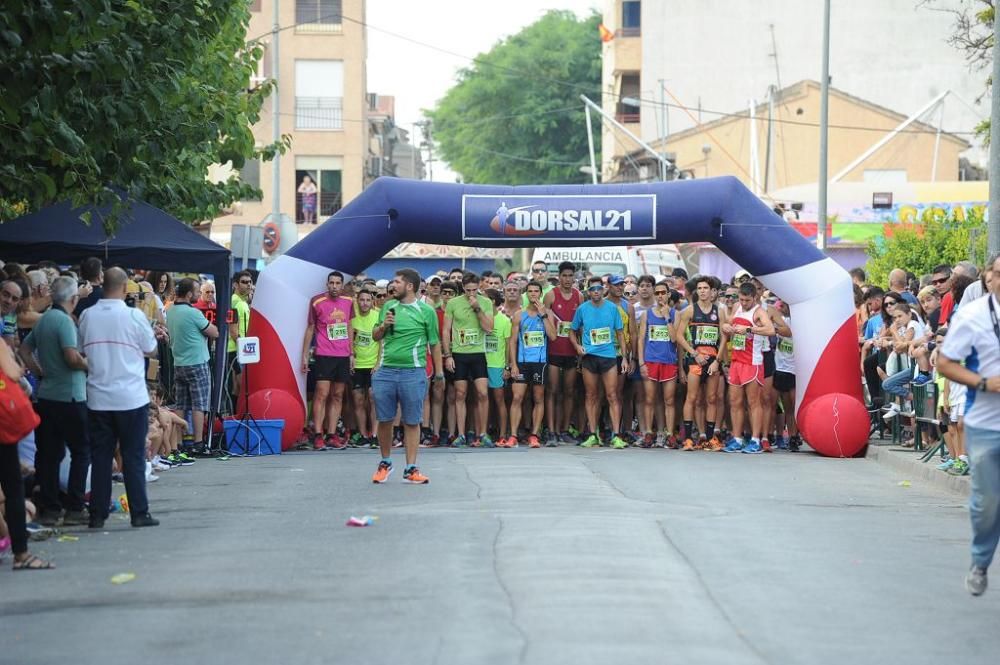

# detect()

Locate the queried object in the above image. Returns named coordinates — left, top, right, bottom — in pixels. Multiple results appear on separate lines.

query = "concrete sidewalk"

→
left=866, top=438, right=970, bottom=497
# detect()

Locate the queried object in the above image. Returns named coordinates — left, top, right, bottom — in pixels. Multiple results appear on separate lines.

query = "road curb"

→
left=866, top=443, right=970, bottom=497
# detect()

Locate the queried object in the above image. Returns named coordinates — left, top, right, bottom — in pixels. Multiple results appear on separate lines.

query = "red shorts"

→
left=644, top=361, right=678, bottom=382
left=729, top=360, right=765, bottom=386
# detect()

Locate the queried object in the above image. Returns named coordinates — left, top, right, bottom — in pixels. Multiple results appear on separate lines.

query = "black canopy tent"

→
left=0, top=195, right=232, bottom=448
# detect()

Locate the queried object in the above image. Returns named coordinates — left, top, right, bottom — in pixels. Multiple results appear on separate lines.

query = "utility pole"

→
left=658, top=79, right=669, bottom=181
left=817, top=0, right=831, bottom=252
left=990, top=8, right=1000, bottom=254
left=416, top=119, right=434, bottom=181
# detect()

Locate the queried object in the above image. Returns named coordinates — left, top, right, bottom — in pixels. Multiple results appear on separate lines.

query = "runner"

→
left=350, top=288, right=380, bottom=447
left=484, top=288, right=512, bottom=445
left=606, top=275, right=638, bottom=440
left=300, top=271, right=354, bottom=450
left=571, top=276, right=629, bottom=449
left=675, top=276, right=724, bottom=450
left=722, top=281, right=776, bottom=453
left=772, top=300, right=800, bottom=451
left=544, top=261, right=584, bottom=443
left=442, top=272, right=494, bottom=447
left=370, top=269, right=443, bottom=484
left=637, top=282, right=680, bottom=447
left=508, top=280, right=556, bottom=447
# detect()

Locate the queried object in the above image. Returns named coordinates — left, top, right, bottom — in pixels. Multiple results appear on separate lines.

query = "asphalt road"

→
left=2, top=446, right=996, bottom=665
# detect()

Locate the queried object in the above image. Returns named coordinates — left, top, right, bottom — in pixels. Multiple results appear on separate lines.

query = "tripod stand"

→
left=226, top=340, right=268, bottom=457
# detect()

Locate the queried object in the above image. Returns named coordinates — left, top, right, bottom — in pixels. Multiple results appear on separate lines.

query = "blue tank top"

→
left=643, top=307, right=677, bottom=365
left=517, top=311, right=548, bottom=363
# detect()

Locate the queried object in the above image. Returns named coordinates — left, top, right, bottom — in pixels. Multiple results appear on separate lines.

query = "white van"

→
left=530, top=245, right=685, bottom=280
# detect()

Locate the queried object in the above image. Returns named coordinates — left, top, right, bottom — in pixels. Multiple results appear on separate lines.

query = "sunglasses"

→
left=587, top=285, right=604, bottom=292
left=931, top=277, right=949, bottom=285
left=624, top=291, right=637, bottom=297
left=531, top=268, right=546, bottom=273
left=239, top=280, right=252, bottom=285
left=375, top=292, right=387, bottom=298
left=654, top=290, right=668, bottom=296
left=724, top=294, right=737, bottom=299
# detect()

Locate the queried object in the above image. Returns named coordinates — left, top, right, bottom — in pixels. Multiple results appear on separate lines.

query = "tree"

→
left=865, top=207, right=989, bottom=285
left=0, top=0, right=287, bottom=230
left=427, top=10, right=601, bottom=185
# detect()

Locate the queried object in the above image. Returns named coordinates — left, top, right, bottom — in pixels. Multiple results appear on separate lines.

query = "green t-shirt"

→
left=352, top=309, right=380, bottom=369
left=377, top=299, right=440, bottom=368
left=485, top=311, right=511, bottom=369
left=166, top=302, right=211, bottom=367
left=24, top=307, right=86, bottom=402
left=444, top=293, right=494, bottom=354
left=227, top=292, right=251, bottom=353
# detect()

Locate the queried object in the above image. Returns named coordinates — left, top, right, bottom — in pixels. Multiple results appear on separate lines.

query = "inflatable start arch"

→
left=246, top=176, right=869, bottom=457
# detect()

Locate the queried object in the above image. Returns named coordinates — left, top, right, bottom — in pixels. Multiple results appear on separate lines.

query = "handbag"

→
left=0, top=369, right=40, bottom=445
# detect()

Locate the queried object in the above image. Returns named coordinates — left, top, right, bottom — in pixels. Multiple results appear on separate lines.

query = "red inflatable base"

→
left=239, top=389, right=305, bottom=451
left=797, top=392, right=869, bottom=458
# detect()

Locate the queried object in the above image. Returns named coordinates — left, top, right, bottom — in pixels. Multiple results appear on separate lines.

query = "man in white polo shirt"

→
left=79, top=267, right=160, bottom=529
left=938, top=252, right=1000, bottom=596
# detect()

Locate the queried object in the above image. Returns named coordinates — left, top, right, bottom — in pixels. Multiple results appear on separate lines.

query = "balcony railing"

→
left=295, top=96, right=343, bottom=130
left=618, top=27, right=641, bottom=37
left=615, top=102, right=640, bottom=124
left=296, top=191, right=342, bottom=222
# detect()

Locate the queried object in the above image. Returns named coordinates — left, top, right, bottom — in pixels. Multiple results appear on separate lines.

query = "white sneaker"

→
left=882, top=403, right=901, bottom=421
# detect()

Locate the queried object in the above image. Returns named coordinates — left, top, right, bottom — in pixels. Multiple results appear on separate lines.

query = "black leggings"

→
left=0, top=444, right=28, bottom=556
left=863, top=351, right=884, bottom=407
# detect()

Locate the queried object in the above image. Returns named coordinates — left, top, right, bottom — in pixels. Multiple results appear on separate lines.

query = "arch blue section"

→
left=288, top=176, right=824, bottom=277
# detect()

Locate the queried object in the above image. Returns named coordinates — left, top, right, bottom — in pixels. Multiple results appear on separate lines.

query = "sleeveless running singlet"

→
left=643, top=307, right=677, bottom=365
left=730, top=304, right=765, bottom=366
left=517, top=310, right=548, bottom=364
left=549, top=288, right=582, bottom=357
left=775, top=315, right=794, bottom=373
left=688, top=302, right=721, bottom=357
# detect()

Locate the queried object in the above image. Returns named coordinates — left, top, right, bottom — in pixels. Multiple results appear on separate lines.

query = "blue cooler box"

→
left=224, top=419, right=284, bottom=456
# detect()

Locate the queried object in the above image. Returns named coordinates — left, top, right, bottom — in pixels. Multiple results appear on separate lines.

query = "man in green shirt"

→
left=229, top=271, right=253, bottom=395
left=18, top=276, right=90, bottom=525
left=350, top=288, right=380, bottom=446
left=370, top=269, right=443, bottom=484
left=166, top=278, right=219, bottom=455
left=484, top=288, right=512, bottom=444
left=443, top=272, right=494, bottom=447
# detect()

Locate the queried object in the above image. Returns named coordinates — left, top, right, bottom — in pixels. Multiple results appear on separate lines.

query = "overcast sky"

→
left=367, top=0, right=600, bottom=181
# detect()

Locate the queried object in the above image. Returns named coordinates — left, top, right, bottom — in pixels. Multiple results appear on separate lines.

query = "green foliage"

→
left=865, top=207, right=989, bottom=285
left=427, top=10, right=601, bottom=185
left=0, top=0, right=288, bottom=230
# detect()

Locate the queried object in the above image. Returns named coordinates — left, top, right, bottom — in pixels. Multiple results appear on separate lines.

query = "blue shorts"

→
left=372, top=367, right=427, bottom=425
left=487, top=367, right=505, bottom=389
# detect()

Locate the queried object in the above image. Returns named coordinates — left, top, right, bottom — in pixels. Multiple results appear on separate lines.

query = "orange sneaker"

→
left=506, top=436, right=519, bottom=448
left=371, top=460, right=393, bottom=484
left=707, top=436, right=724, bottom=452
left=403, top=466, right=429, bottom=484
left=528, top=435, right=541, bottom=448
left=681, top=438, right=695, bottom=451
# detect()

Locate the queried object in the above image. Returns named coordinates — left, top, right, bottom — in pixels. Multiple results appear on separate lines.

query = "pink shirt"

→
left=309, top=294, right=353, bottom=357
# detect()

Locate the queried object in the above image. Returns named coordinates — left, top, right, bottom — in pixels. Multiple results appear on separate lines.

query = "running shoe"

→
left=567, top=425, right=581, bottom=438
left=882, top=403, right=901, bottom=421
left=640, top=432, right=655, bottom=448
left=369, top=437, right=380, bottom=449
left=372, top=461, right=393, bottom=484
left=450, top=434, right=467, bottom=448
left=580, top=433, right=601, bottom=448
left=788, top=436, right=801, bottom=452
left=480, top=433, right=495, bottom=448
left=544, top=433, right=559, bottom=447
left=177, top=450, right=197, bottom=464
left=666, top=435, right=680, bottom=449
left=327, top=434, right=347, bottom=450
left=936, top=458, right=954, bottom=471
left=403, top=466, right=430, bottom=484
left=760, top=437, right=772, bottom=453
left=706, top=436, right=724, bottom=452
left=559, top=431, right=577, bottom=445
left=948, top=459, right=970, bottom=476
left=610, top=434, right=628, bottom=449
left=527, top=435, right=541, bottom=448
left=722, top=438, right=745, bottom=453
left=313, top=433, right=327, bottom=451
left=392, top=432, right=404, bottom=448
left=966, top=565, right=988, bottom=596
left=681, top=438, right=696, bottom=451
left=775, top=436, right=789, bottom=450
left=654, top=432, right=666, bottom=448
left=171, top=452, right=195, bottom=466
left=742, top=439, right=764, bottom=454
left=349, top=432, right=365, bottom=447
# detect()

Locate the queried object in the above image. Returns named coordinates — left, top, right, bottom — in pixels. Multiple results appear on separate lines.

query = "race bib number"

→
left=694, top=325, right=719, bottom=346
left=589, top=327, right=612, bottom=346
left=485, top=334, right=499, bottom=353
left=557, top=321, right=572, bottom=338
left=326, top=323, right=348, bottom=341
left=730, top=332, right=747, bottom=351
left=778, top=338, right=793, bottom=355
left=458, top=328, right=481, bottom=347
left=355, top=330, right=373, bottom=347
left=648, top=325, right=671, bottom=342
left=523, top=331, right=545, bottom=348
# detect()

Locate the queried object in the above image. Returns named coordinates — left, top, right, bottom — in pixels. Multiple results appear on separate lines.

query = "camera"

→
left=125, top=293, right=137, bottom=308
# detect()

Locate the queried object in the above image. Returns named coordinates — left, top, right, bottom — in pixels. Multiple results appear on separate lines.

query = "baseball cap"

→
left=375, top=279, right=389, bottom=288
left=607, top=275, right=625, bottom=286
left=426, top=274, right=442, bottom=283
left=734, top=269, right=752, bottom=281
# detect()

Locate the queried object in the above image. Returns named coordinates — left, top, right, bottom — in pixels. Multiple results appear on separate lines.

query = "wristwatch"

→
left=977, top=376, right=988, bottom=392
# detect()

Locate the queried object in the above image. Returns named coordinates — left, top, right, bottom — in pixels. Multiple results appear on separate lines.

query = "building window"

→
left=238, top=158, right=260, bottom=191
left=295, top=60, right=343, bottom=130
left=296, top=0, right=343, bottom=33
left=616, top=73, right=640, bottom=123
left=296, top=156, right=343, bottom=223
left=621, top=1, right=641, bottom=36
